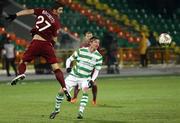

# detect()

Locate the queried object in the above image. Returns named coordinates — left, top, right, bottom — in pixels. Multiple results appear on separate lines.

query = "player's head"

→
left=51, top=1, right=64, bottom=16
left=84, top=31, right=93, bottom=40
left=89, top=36, right=100, bottom=50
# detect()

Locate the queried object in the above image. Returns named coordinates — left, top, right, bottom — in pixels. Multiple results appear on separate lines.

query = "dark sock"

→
left=92, top=84, right=97, bottom=101
left=18, top=62, right=26, bottom=75
left=73, top=85, right=80, bottom=99
left=54, top=69, right=66, bottom=88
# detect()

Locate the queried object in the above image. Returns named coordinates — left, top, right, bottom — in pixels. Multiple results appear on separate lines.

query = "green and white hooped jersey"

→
left=69, top=47, right=103, bottom=78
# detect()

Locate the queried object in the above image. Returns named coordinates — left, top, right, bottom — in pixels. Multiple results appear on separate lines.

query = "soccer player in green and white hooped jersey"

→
left=49, top=36, right=103, bottom=119
left=71, top=31, right=99, bottom=105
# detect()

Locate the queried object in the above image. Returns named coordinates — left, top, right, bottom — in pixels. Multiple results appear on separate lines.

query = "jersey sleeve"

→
left=69, top=49, right=80, bottom=61
left=95, top=56, right=103, bottom=70
left=33, top=8, right=43, bottom=15
left=51, top=18, right=60, bottom=37
left=53, top=25, right=60, bottom=37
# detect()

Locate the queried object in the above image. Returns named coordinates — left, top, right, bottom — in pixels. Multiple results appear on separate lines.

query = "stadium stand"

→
left=1, top=0, right=179, bottom=68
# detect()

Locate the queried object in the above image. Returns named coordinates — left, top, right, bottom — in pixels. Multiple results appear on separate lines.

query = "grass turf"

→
left=0, top=76, right=180, bottom=123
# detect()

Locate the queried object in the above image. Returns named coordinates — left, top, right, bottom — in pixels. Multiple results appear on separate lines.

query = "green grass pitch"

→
left=0, top=75, right=180, bottom=123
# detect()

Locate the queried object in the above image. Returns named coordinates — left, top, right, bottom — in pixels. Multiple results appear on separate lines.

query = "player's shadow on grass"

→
left=97, top=104, right=123, bottom=108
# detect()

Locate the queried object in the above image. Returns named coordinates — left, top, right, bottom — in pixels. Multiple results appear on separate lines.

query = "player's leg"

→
left=92, top=82, right=97, bottom=105
left=77, top=80, right=89, bottom=119
left=42, top=42, right=71, bottom=101
left=5, top=58, right=11, bottom=76
left=50, top=75, right=76, bottom=119
left=18, top=61, right=27, bottom=75
left=90, top=69, right=98, bottom=105
left=11, top=56, right=32, bottom=85
left=140, top=54, right=143, bottom=67
left=10, top=58, right=18, bottom=76
left=51, top=63, right=71, bottom=101
left=17, top=41, right=37, bottom=75
left=144, top=52, right=148, bottom=67
left=11, top=40, right=36, bottom=85
left=11, top=60, right=27, bottom=85
left=71, top=85, right=80, bottom=103
left=49, top=88, right=64, bottom=119
left=77, top=92, right=88, bottom=119
left=11, top=53, right=33, bottom=85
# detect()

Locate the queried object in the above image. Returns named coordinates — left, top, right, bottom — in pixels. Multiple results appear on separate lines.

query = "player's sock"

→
left=54, top=93, right=64, bottom=112
left=92, top=85, right=97, bottom=101
left=18, top=62, right=26, bottom=75
left=79, top=93, right=88, bottom=114
left=73, top=85, right=80, bottom=99
left=77, top=111, right=83, bottom=119
left=54, top=69, right=66, bottom=88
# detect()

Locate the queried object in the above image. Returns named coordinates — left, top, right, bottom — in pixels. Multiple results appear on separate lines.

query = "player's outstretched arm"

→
left=16, top=9, right=34, bottom=16
left=6, top=9, right=34, bottom=22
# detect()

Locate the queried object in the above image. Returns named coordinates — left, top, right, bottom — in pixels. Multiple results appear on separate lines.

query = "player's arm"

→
left=6, top=9, right=34, bottom=22
left=52, top=29, right=60, bottom=44
left=53, top=37, right=58, bottom=43
left=52, top=36, right=58, bottom=45
left=16, top=9, right=34, bottom=16
left=91, top=69, right=99, bottom=82
left=88, top=69, right=99, bottom=88
left=65, top=57, right=73, bottom=73
left=65, top=50, right=78, bottom=73
left=89, top=56, right=103, bottom=88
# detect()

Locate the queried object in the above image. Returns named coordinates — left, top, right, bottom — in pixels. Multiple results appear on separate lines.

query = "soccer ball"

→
left=158, top=33, right=172, bottom=45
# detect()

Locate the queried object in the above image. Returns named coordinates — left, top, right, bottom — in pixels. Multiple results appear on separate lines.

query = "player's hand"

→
left=88, top=80, right=94, bottom=88
left=66, top=68, right=71, bottom=73
left=5, top=14, right=17, bottom=22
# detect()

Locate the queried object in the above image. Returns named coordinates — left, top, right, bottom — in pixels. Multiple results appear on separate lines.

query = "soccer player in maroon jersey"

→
left=5, top=2, right=71, bottom=101
left=71, top=31, right=98, bottom=105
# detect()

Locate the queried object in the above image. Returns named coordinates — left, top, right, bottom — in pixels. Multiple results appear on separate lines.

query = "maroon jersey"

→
left=31, top=8, right=60, bottom=44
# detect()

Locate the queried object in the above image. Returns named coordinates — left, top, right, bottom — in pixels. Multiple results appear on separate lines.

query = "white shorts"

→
left=65, top=75, right=89, bottom=92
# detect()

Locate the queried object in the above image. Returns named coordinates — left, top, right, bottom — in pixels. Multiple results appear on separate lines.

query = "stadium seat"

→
left=14, top=0, right=180, bottom=46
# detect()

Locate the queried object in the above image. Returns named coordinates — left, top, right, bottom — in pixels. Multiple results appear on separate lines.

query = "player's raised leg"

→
left=51, top=63, right=71, bottom=101
left=11, top=61, right=27, bottom=85
left=11, top=40, right=35, bottom=86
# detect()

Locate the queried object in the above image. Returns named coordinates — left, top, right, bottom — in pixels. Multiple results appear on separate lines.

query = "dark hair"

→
left=89, top=36, right=100, bottom=42
left=85, top=31, right=93, bottom=35
left=83, top=30, right=92, bottom=35
left=52, top=1, right=64, bottom=10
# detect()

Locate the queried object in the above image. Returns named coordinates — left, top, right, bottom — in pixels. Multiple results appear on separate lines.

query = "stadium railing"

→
left=12, top=47, right=179, bottom=68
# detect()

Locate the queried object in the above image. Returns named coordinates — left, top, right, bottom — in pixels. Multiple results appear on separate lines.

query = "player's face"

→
left=85, top=33, right=93, bottom=40
left=56, top=7, right=63, bottom=15
left=90, top=39, right=100, bottom=50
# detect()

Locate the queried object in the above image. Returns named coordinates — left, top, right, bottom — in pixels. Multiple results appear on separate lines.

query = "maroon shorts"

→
left=22, top=39, right=58, bottom=64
